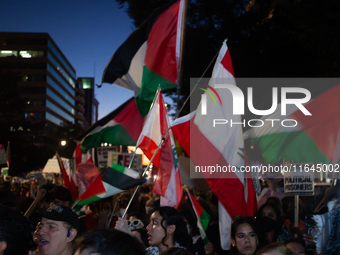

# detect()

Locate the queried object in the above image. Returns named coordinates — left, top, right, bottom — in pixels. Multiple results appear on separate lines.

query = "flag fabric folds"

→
left=76, top=163, right=100, bottom=197
left=187, top=190, right=210, bottom=245
left=102, top=0, right=184, bottom=117
left=56, top=152, right=78, bottom=201
left=73, top=164, right=145, bottom=207
left=74, top=97, right=144, bottom=153
left=171, top=40, right=257, bottom=249
left=0, top=144, right=6, bottom=165
left=137, top=90, right=182, bottom=208
left=245, top=84, right=340, bottom=165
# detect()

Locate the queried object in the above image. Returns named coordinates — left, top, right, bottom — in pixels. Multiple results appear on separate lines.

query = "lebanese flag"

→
left=171, top=40, right=257, bottom=249
left=137, top=91, right=182, bottom=208
left=102, top=0, right=184, bottom=117
left=187, top=190, right=210, bottom=245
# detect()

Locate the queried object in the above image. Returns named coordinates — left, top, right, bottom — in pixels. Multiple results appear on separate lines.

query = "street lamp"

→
left=61, top=140, right=66, bottom=146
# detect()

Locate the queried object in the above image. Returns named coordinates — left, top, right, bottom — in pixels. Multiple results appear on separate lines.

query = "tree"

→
left=115, top=0, right=340, bottom=114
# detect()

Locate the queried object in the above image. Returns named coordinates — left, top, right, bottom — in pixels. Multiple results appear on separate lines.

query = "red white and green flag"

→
left=171, top=40, right=257, bottom=249
left=74, top=97, right=144, bottom=153
left=102, top=0, right=184, bottom=117
left=136, top=90, right=182, bottom=208
left=73, top=163, right=145, bottom=208
left=187, top=190, right=210, bottom=245
left=56, top=152, right=78, bottom=201
left=244, top=84, right=340, bottom=165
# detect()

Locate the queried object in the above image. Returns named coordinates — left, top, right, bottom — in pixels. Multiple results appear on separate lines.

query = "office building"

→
left=0, top=32, right=76, bottom=129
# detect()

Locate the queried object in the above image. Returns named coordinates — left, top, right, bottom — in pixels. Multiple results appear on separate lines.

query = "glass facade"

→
left=47, top=52, right=75, bottom=88
left=0, top=34, right=76, bottom=127
left=47, top=40, right=75, bottom=79
left=82, top=78, right=93, bottom=89
left=46, top=100, right=74, bottom=123
left=46, top=88, right=75, bottom=115
left=46, top=112, right=64, bottom=126
left=0, top=50, right=44, bottom=58
left=47, top=64, right=75, bottom=97
left=46, top=76, right=74, bottom=105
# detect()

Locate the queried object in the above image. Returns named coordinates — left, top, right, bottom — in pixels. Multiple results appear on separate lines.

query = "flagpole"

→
left=176, top=0, right=188, bottom=114
left=127, top=86, right=162, bottom=170
left=107, top=199, right=118, bottom=228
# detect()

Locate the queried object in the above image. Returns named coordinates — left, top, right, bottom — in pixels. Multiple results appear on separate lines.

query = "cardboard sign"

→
left=284, top=164, right=314, bottom=196
left=107, top=151, right=142, bottom=169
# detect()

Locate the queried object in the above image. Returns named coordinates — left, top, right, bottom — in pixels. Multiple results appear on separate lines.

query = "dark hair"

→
left=160, top=247, right=194, bottom=255
left=132, top=228, right=149, bottom=248
left=0, top=186, right=17, bottom=207
left=230, top=217, right=259, bottom=255
left=255, top=202, right=284, bottom=241
left=75, top=228, right=145, bottom=255
left=255, top=242, right=294, bottom=255
left=51, top=186, right=72, bottom=203
left=157, top=207, right=192, bottom=249
left=284, top=238, right=306, bottom=248
left=0, top=205, right=33, bottom=255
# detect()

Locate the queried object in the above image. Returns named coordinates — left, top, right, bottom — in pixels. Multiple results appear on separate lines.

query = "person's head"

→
left=284, top=239, right=306, bottom=255
left=128, top=212, right=146, bottom=230
left=160, top=247, right=194, bottom=255
left=0, top=205, right=32, bottom=255
left=51, top=186, right=72, bottom=207
left=132, top=228, right=149, bottom=248
left=145, top=199, right=155, bottom=216
left=37, top=205, right=79, bottom=255
left=0, top=186, right=17, bottom=208
left=74, top=228, right=145, bottom=255
left=255, top=203, right=284, bottom=241
left=146, top=207, right=191, bottom=250
left=231, top=217, right=259, bottom=255
left=255, top=242, right=294, bottom=255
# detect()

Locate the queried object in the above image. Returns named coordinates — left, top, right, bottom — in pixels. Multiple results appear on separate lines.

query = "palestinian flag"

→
left=244, top=83, right=340, bottom=165
left=74, top=97, right=144, bottom=153
left=102, top=0, right=184, bottom=117
left=73, top=163, right=145, bottom=207
left=187, top=190, right=210, bottom=245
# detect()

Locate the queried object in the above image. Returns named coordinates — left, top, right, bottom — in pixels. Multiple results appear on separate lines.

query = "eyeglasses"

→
left=127, top=219, right=144, bottom=230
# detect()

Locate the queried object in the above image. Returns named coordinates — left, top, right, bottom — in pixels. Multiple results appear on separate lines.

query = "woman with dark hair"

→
left=146, top=206, right=192, bottom=255
left=255, top=203, right=290, bottom=244
left=74, top=228, right=145, bottom=255
left=230, top=216, right=259, bottom=255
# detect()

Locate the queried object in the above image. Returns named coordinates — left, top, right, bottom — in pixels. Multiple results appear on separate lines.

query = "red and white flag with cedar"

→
left=187, top=190, right=210, bottom=245
left=171, top=40, right=257, bottom=249
left=137, top=90, right=182, bottom=208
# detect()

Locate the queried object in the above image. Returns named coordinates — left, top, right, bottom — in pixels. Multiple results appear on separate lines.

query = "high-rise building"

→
left=78, top=77, right=99, bottom=128
left=0, top=32, right=76, bottom=128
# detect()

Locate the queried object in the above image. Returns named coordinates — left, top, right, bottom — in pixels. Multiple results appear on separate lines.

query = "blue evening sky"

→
left=0, top=0, right=135, bottom=119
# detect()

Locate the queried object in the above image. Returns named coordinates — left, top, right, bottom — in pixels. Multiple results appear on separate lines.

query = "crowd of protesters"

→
left=0, top=174, right=340, bottom=255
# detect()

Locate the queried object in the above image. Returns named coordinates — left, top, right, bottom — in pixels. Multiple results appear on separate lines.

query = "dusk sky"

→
left=0, top=0, right=137, bottom=119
